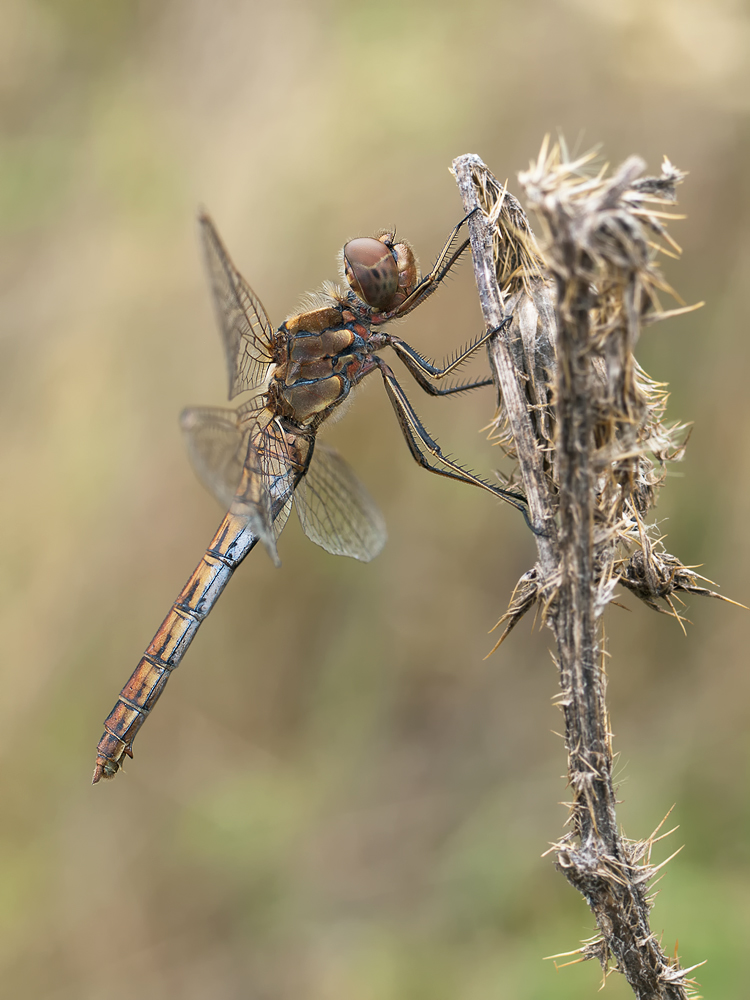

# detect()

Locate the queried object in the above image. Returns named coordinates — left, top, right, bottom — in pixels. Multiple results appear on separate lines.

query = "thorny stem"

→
left=555, top=282, right=618, bottom=843
left=452, top=152, right=705, bottom=999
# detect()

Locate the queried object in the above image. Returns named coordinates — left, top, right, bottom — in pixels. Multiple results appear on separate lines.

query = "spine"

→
left=92, top=512, right=258, bottom=782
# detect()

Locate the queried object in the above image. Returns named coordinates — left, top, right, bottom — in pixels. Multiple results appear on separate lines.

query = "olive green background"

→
left=2, top=1, right=749, bottom=997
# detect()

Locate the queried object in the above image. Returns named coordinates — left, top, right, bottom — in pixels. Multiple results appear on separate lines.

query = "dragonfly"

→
left=92, top=213, right=529, bottom=783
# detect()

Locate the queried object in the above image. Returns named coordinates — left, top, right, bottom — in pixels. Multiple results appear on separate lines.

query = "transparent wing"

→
left=180, top=405, right=247, bottom=509
left=232, top=418, right=314, bottom=567
left=271, top=495, right=295, bottom=542
left=181, top=401, right=303, bottom=566
left=200, top=214, right=275, bottom=400
left=294, top=443, right=387, bottom=562
left=180, top=396, right=267, bottom=508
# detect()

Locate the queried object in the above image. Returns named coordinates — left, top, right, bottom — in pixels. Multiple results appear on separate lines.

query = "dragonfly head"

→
left=343, top=232, right=418, bottom=314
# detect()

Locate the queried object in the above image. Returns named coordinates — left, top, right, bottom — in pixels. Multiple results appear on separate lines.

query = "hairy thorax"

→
left=270, top=300, right=382, bottom=426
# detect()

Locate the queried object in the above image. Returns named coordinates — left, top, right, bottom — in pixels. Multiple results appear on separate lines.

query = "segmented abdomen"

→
left=92, top=511, right=258, bottom=782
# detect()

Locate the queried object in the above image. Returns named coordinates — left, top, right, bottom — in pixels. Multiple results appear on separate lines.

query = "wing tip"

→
left=179, top=406, right=199, bottom=431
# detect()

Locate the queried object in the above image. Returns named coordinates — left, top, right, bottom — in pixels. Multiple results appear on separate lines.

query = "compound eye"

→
left=343, top=237, right=399, bottom=311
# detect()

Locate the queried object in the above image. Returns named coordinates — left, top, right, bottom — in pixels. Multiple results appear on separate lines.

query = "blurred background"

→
left=2, top=1, right=749, bottom=997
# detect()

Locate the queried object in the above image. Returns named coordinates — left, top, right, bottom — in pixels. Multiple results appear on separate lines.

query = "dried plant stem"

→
left=451, top=187, right=556, bottom=548
left=552, top=213, right=618, bottom=848
left=544, top=175, right=669, bottom=995
left=452, top=152, right=703, bottom=999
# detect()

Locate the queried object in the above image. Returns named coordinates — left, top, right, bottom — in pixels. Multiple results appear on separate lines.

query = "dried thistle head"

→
left=481, top=140, right=736, bottom=637
left=472, top=162, right=558, bottom=484
left=469, top=163, right=546, bottom=296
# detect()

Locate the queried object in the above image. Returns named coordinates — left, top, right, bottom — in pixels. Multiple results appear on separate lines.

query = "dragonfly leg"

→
left=374, top=357, right=529, bottom=518
left=384, top=317, right=511, bottom=395
left=393, top=374, right=494, bottom=397
left=386, top=211, right=480, bottom=318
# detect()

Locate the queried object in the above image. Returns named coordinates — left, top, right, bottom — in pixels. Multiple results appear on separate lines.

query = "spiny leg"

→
left=374, top=357, right=529, bottom=518
left=392, top=210, right=479, bottom=317
left=385, top=317, right=511, bottom=394
left=391, top=373, right=494, bottom=397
